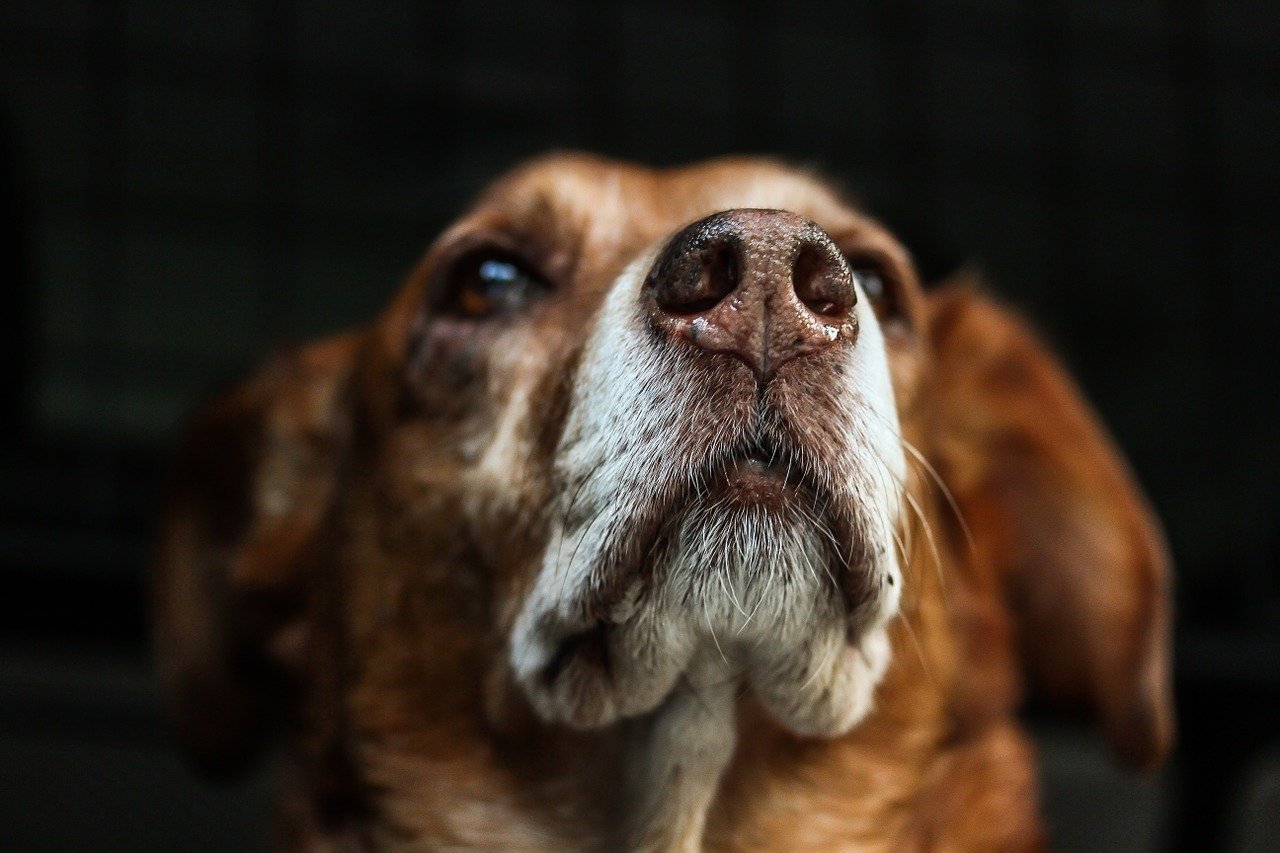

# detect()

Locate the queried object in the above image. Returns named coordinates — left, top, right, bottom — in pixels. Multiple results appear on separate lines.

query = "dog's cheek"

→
left=462, top=335, right=578, bottom=585
left=402, top=320, right=498, bottom=419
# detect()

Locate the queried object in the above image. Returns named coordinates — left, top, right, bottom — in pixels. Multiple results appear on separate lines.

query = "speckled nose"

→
left=645, top=209, right=858, bottom=381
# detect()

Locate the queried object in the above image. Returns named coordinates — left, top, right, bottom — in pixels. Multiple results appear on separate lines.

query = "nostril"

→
left=657, top=244, right=739, bottom=315
left=793, top=245, right=855, bottom=318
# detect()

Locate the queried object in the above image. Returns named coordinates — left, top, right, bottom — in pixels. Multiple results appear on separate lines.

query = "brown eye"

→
left=442, top=251, right=550, bottom=319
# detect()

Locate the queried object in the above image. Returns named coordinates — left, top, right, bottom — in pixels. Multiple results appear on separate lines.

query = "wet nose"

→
left=645, top=209, right=858, bottom=381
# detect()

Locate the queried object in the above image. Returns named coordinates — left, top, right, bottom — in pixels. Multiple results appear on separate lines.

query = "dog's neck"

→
left=620, top=650, right=740, bottom=851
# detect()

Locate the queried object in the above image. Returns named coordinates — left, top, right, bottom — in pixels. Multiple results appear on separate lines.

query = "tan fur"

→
left=153, top=153, right=1172, bottom=850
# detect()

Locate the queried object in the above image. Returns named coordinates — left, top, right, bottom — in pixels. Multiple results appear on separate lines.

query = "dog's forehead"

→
left=476, top=153, right=870, bottom=250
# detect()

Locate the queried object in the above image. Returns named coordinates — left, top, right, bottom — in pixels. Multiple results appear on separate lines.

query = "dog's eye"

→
left=442, top=251, right=550, bottom=319
left=851, top=268, right=890, bottom=313
left=853, top=269, right=885, bottom=303
left=849, top=264, right=903, bottom=327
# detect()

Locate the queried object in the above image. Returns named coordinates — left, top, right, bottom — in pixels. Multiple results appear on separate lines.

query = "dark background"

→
left=1, top=1, right=1277, bottom=850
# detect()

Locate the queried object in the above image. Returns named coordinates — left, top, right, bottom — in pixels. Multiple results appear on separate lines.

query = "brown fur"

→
left=153, top=154, right=1172, bottom=850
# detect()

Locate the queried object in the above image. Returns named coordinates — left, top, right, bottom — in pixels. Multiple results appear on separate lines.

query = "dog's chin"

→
left=510, top=471, right=900, bottom=738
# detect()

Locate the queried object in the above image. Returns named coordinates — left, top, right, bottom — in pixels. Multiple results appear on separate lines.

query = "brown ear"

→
left=926, top=282, right=1174, bottom=770
left=152, top=333, right=356, bottom=778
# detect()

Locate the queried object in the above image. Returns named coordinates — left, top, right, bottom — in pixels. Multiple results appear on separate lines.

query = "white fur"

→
left=509, top=235, right=906, bottom=849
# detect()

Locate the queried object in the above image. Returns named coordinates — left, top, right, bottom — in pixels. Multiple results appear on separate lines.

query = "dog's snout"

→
left=646, top=209, right=858, bottom=381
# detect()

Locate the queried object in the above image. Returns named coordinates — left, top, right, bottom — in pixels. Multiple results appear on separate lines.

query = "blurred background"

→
left=1, top=1, right=1277, bottom=850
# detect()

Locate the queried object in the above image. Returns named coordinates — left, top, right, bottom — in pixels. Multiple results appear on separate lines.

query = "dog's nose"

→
left=645, top=209, right=858, bottom=381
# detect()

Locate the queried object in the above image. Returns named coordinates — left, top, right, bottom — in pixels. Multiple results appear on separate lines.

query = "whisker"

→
left=902, top=487, right=947, bottom=600
left=896, top=604, right=937, bottom=690
left=704, top=593, right=729, bottom=666
left=900, top=438, right=975, bottom=558
left=555, top=454, right=613, bottom=575
left=860, top=405, right=975, bottom=564
left=796, top=635, right=833, bottom=695
left=888, top=524, right=910, bottom=569
left=858, top=434, right=949, bottom=613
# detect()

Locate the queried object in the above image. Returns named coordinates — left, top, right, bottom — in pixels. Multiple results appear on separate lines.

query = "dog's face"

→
left=155, top=154, right=1172, bottom=845
left=384, top=156, right=924, bottom=734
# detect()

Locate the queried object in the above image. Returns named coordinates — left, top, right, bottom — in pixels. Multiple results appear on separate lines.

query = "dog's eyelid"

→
left=430, top=225, right=560, bottom=282
left=839, top=244, right=889, bottom=273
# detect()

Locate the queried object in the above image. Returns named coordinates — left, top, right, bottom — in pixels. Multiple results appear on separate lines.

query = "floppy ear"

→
left=152, top=333, right=356, bottom=778
left=926, top=282, right=1174, bottom=770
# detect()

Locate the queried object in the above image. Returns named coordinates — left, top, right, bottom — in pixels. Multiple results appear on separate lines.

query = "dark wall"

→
left=1, top=1, right=1277, bottom=850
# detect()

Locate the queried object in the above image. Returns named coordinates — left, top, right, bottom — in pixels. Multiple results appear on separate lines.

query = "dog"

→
left=153, top=153, right=1173, bottom=850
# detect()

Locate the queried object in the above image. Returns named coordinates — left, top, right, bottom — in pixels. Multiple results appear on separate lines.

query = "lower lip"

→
left=714, top=457, right=803, bottom=506
left=729, top=455, right=781, bottom=478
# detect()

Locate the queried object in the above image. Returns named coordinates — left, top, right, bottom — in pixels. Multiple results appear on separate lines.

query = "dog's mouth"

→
left=704, top=439, right=813, bottom=508
left=514, top=423, right=893, bottom=731
left=601, top=430, right=856, bottom=614
left=512, top=401, right=900, bottom=734
left=680, top=433, right=847, bottom=558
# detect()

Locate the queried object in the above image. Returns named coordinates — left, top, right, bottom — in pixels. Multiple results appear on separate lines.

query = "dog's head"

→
left=154, top=154, right=1172, bottom=796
